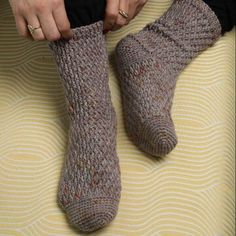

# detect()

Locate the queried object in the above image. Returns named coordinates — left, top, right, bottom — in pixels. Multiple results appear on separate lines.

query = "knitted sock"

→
left=49, top=21, right=121, bottom=232
left=115, top=0, right=221, bottom=157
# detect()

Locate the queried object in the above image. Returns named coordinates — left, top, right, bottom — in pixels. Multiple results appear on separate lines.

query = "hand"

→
left=9, top=0, right=73, bottom=41
left=104, top=0, right=148, bottom=32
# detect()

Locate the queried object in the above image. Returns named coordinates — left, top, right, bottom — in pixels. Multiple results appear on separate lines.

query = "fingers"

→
left=26, top=14, right=45, bottom=41
left=10, top=0, right=72, bottom=41
left=53, top=2, right=73, bottom=39
left=14, top=14, right=31, bottom=39
left=113, top=0, right=129, bottom=30
left=37, top=10, right=61, bottom=41
left=124, top=3, right=137, bottom=25
left=36, top=1, right=72, bottom=41
left=104, top=0, right=130, bottom=33
left=133, top=1, right=148, bottom=18
left=125, top=1, right=147, bottom=26
left=103, top=0, right=148, bottom=33
left=104, top=0, right=119, bottom=32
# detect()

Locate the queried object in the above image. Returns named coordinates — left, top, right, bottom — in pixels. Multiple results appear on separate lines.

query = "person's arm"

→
left=104, top=0, right=148, bottom=32
left=9, top=0, right=73, bottom=41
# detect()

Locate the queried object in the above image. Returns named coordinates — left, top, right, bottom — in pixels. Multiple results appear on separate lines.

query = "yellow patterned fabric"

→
left=0, top=0, right=235, bottom=235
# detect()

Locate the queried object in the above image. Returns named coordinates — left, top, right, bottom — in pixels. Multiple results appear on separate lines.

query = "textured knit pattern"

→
left=115, top=0, right=222, bottom=157
left=49, top=21, right=121, bottom=232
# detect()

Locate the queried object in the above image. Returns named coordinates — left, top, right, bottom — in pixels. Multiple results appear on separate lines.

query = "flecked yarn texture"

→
left=49, top=21, right=121, bottom=233
left=115, top=0, right=222, bottom=157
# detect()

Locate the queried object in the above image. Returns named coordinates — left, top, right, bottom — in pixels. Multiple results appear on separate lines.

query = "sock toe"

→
left=135, top=115, right=178, bottom=157
left=64, top=197, right=119, bottom=232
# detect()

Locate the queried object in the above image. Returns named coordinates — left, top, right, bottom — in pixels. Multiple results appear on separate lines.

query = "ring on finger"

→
left=27, top=24, right=41, bottom=35
left=118, top=9, right=129, bottom=19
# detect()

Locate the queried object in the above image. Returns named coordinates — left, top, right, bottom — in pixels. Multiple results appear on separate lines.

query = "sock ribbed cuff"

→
left=147, top=0, right=222, bottom=38
left=49, top=21, right=104, bottom=51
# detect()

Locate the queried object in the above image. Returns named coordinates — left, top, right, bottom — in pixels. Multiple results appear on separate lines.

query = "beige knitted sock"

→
left=115, top=0, right=221, bottom=157
left=49, top=21, right=121, bottom=232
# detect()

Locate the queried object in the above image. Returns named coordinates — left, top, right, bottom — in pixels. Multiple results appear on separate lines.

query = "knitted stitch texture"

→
left=49, top=21, right=121, bottom=232
left=115, top=0, right=222, bottom=157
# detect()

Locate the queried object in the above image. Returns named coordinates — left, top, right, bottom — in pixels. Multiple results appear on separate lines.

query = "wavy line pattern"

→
left=0, top=0, right=235, bottom=235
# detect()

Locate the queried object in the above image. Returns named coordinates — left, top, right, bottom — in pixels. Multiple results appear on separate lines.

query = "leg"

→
left=115, top=0, right=223, bottom=157
left=49, top=1, right=121, bottom=233
left=64, top=0, right=106, bottom=28
left=203, top=0, right=236, bottom=34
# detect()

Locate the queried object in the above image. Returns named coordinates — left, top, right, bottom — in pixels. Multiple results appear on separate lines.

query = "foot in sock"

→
left=49, top=21, right=121, bottom=232
left=115, top=0, right=221, bottom=157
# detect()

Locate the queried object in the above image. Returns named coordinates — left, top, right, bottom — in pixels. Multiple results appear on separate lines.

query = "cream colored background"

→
left=0, top=0, right=235, bottom=235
